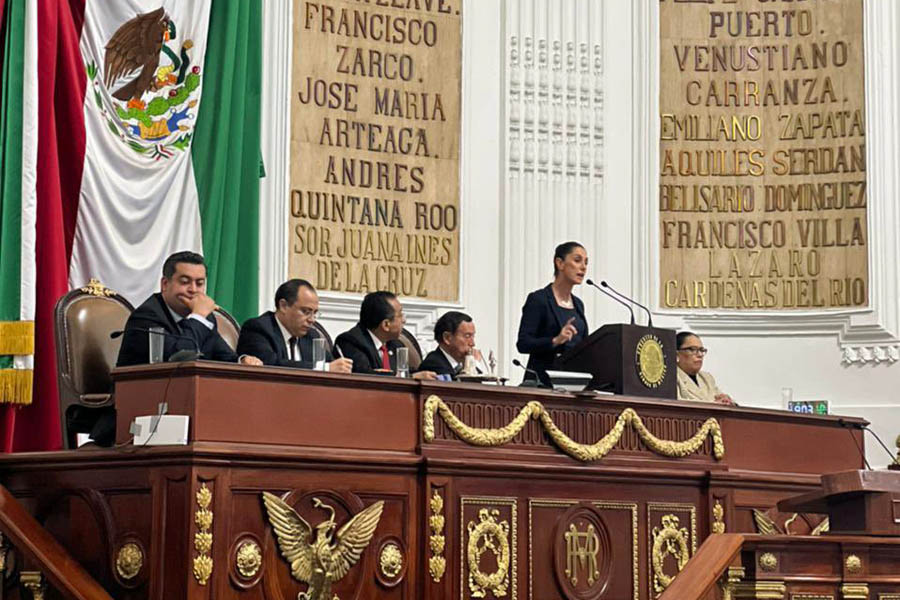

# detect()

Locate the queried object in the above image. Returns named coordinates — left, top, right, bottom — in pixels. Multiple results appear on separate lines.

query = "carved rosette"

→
left=845, top=554, right=862, bottom=574
left=428, top=490, right=446, bottom=583
left=116, top=542, right=143, bottom=580
left=235, top=541, right=261, bottom=579
left=193, top=483, right=214, bottom=585
left=758, top=552, right=778, bottom=572
left=379, top=543, right=403, bottom=579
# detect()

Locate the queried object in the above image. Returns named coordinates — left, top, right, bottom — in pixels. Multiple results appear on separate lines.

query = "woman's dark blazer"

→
left=516, top=284, right=588, bottom=386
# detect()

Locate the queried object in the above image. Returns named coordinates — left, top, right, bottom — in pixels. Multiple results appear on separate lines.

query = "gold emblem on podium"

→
left=262, top=492, right=384, bottom=600
left=635, top=335, right=666, bottom=388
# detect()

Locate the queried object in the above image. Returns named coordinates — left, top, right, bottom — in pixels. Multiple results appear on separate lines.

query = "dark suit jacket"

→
left=516, top=284, right=588, bottom=386
left=236, top=312, right=332, bottom=369
left=334, top=324, right=402, bottom=374
left=417, top=348, right=457, bottom=377
left=116, top=293, right=238, bottom=367
left=89, top=294, right=237, bottom=446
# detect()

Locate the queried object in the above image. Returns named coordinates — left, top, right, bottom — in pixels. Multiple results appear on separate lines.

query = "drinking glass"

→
left=148, top=327, right=165, bottom=364
left=395, top=347, right=409, bottom=378
left=312, top=338, right=326, bottom=371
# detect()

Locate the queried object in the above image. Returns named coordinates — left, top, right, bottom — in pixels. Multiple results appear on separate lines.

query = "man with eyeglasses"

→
left=236, top=279, right=353, bottom=372
left=334, top=290, right=436, bottom=379
left=675, top=331, right=736, bottom=405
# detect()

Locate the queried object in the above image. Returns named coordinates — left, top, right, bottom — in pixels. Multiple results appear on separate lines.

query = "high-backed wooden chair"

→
left=212, top=307, right=240, bottom=351
left=54, top=279, right=134, bottom=448
left=398, top=327, right=423, bottom=371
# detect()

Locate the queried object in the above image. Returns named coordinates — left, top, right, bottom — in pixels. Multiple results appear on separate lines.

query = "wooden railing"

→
left=660, top=532, right=900, bottom=600
left=0, top=484, right=112, bottom=600
left=658, top=534, right=745, bottom=600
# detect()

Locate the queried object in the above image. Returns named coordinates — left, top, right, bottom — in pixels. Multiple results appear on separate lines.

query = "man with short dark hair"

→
left=417, top=311, right=480, bottom=378
left=335, top=291, right=436, bottom=379
left=236, top=279, right=352, bottom=372
left=89, top=252, right=260, bottom=446
left=117, top=251, right=262, bottom=367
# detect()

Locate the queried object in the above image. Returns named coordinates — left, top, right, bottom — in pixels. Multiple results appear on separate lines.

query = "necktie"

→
left=380, top=344, right=391, bottom=370
left=289, top=337, right=298, bottom=361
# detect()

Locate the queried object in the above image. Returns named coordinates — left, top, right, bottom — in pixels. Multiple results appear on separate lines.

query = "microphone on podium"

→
left=512, top=358, right=543, bottom=388
left=600, top=280, right=654, bottom=327
left=585, top=279, right=634, bottom=325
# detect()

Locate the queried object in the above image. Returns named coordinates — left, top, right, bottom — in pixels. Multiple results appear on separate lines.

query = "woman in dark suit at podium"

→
left=516, top=241, right=589, bottom=386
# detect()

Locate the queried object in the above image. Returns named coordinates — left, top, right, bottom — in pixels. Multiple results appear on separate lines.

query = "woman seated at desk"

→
left=676, top=331, right=736, bottom=405
left=516, top=241, right=589, bottom=386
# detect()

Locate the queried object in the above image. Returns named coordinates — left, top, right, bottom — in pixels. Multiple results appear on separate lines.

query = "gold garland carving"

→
left=423, top=395, right=725, bottom=461
left=193, top=484, right=214, bottom=585
left=466, top=508, right=511, bottom=598
left=651, top=514, right=690, bottom=593
left=428, top=491, right=446, bottom=583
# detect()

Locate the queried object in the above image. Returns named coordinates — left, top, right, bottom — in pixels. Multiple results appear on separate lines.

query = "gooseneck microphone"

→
left=600, top=280, right=653, bottom=327
left=586, top=279, right=635, bottom=325
left=512, top=358, right=543, bottom=388
left=837, top=418, right=872, bottom=470
left=111, top=327, right=203, bottom=361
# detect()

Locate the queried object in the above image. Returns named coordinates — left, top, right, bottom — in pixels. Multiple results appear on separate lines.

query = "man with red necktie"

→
left=335, top=291, right=437, bottom=380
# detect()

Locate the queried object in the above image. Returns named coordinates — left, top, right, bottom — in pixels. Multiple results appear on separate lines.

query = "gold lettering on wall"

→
left=659, top=1, right=868, bottom=310
left=290, top=0, right=461, bottom=300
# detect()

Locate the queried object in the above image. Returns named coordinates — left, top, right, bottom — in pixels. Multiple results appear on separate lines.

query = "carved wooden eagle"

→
left=262, top=492, right=384, bottom=600
left=103, top=7, right=172, bottom=102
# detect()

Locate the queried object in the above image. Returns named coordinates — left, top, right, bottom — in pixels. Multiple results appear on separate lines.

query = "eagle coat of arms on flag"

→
left=85, top=7, right=202, bottom=160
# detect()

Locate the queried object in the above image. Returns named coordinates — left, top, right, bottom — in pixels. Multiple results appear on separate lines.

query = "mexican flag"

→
left=0, top=0, right=261, bottom=451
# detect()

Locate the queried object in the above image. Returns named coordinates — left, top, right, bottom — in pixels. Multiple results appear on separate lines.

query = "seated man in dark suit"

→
left=117, top=251, right=262, bottom=367
left=417, top=311, right=482, bottom=379
left=91, top=252, right=261, bottom=446
left=334, top=290, right=436, bottom=379
left=236, top=279, right=352, bottom=372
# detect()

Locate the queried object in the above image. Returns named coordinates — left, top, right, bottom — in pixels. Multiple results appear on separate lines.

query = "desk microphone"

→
left=111, top=328, right=203, bottom=362
left=512, top=359, right=543, bottom=388
left=843, top=420, right=900, bottom=466
left=600, top=280, right=653, bottom=327
left=837, top=418, right=872, bottom=470
left=586, top=279, right=634, bottom=325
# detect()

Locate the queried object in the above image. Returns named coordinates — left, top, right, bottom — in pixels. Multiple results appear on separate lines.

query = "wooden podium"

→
left=555, top=323, right=678, bottom=398
left=778, top=469, right=900, bottom=535
left=0, top=363, right=870, bottom=599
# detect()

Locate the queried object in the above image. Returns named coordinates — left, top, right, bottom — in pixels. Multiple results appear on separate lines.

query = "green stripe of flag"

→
left=192, top=0, right=262, bottom=324
left=0, top=0, right=25, bottom=334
